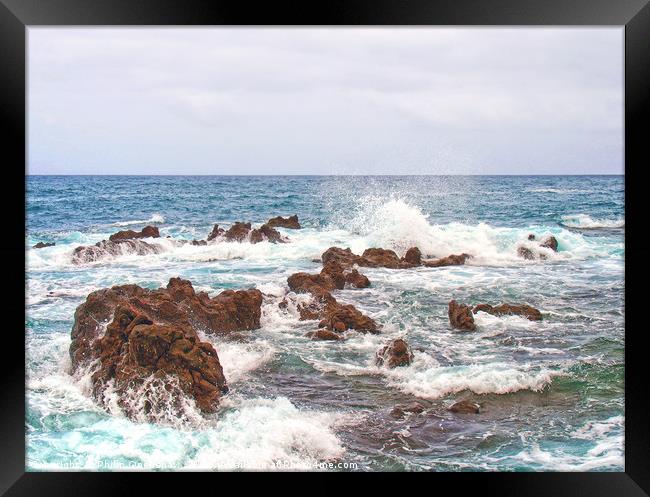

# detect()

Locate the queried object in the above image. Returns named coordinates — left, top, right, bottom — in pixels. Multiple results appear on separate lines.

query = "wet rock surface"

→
left=109, top=225, right=160, bottom=242
left=376, top=338, right=414, bottom=368
left=69, top=278, right=263, bottom=418
left=473, top=303, right=542, bottom=321
left=33, top=241, right=55, bottom=249
left=448, top=300, right=477, bottom=331
left=266, top=214, right=301, bottom=229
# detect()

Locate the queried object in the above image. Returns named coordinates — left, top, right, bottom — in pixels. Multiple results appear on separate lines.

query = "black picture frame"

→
left=2, top=0, right=649, bottom=494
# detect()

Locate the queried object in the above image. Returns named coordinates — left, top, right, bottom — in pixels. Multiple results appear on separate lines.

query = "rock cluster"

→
left=266, top=215, right=301, bottom=229
left=321, top=246, right=472, bottom=269
left=518, top=234, right=559, bottom=260
left=69, top=277, right=262, bottom=418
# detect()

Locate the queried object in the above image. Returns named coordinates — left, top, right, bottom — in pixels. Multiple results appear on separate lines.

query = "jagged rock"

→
left=540, top=235, right=558, bottom=252
left=448, top=300, right=476, bottom=331
left=318, top=300, right=379, bottom=333
left=423, top=253, right=472, bottom=267
left=375, top=338, right=414, bottom=368
left=250, top=224, right=285, bottom=244
left=109, top=225, right=160, bottom=242
left=473, top=303, right=542, bottom=321
left=33, top=242, right=55, bottom=249
left=321, top=246, right=421, bottom=269
left=449, top=400, right=481, bottom=414
left=207, top=224, right=225, bottom=241
left=224, top=222, right=252, bottom=242
left=266, top=215, right=301, bottom=229
left=70, top=278, right=263, bottom=418
left=305, top=329, right=344, bottom=341
left=345, top=269, right=370, bottom=289
left=72, top=239, right=164, bottom=264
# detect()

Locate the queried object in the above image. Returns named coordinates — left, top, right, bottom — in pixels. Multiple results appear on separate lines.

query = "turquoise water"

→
left=26, top=175, right=624, bottom=471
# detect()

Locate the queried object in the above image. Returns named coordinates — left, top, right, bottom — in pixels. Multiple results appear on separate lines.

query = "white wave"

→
left=525, top=188, right=587, bottom=194
left=384, top=361, right=564, bottom=399
left=561, top=214, right=624, bottom=229
left=110, top=213, right=166, bottom=227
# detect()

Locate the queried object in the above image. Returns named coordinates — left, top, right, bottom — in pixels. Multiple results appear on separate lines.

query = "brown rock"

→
left=319, top=299, right=379, bottom=334
left=33, top=242, right=55, bottom=249
left=321, top=247, right=363, bottom=267
left=224, top=222, right=252, bottom=242
left=250, top=224, right=285, bottom=244
left=448, top=300, right=476, bottom=331
left=207, top=224, right=225, bottom=241
left=391, top=401, right=427, bottom=418
left=473, top=303, right=542, bottom=321
left=266, top=215, right=301, bottom=229
left=527, top=234, right=536, bottom=241
left=72, top=239, right=164, bottom=264
left=449, top=400, right=481, bottom=414
left=402, top=247, right=422, bottom=266
left=69, top=278, right=261, bottom=418
left=517, top=246, right=536, bottom=260
left=109, top=225, right=160, bottom=242
left=423, top=253, right=472, bottom=268
left=375, top=338, right=414, bottom=368
left=305, top=329, right=344, bottom=341
left=345, top=269, right=370, bottom=288
left=321, top=246, right=418, bottom=269
left=540, top=235, right=558, bottom=252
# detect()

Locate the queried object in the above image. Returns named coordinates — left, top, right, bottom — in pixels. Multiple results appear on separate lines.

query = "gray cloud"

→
left=28, top=27, right=623, bottom=175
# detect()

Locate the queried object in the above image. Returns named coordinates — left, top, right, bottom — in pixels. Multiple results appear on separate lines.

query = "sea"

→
left=26, top=175, right=624, bottom=471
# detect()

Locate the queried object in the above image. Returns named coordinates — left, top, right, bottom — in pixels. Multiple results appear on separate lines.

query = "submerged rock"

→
left=109, top=225, right=160, bottom=242
left=391, top=401, right=427, bottom=418
left=69, top=278, right=262, bottom=418
left=72, top=239, right=164, bottom=264
left=540, top=235, right=559, bottom=252
left=423, top=253, right=472, bottom=267
left=449, top=400, right=481, bottom=414
left=33, top=241, right=55, bottom=249
left=517, top=234, right=558, bottom=260
left=473, top=303, right=542, bottom=321
left=305, top=329, right=344, bottom=341
left=517, top=246, right=537, bottom=260
left=375, top=338, right=414, bottom=368
left=448, top=300, right=476, bottom=331
left=266, top=214, right=301, bottom=229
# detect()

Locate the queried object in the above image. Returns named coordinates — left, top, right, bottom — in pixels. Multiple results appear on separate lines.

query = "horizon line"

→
left=26, top=173, right=625, bottom=177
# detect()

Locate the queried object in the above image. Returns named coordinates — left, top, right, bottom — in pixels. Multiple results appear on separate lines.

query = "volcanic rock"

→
left=109, top=225, right=160, bottom=242
left=72, top=239, right=164, bottom=264
left=375, top=338, right=414, bottom=368
left=207, top=224, right=225, bottom=241
left=305, top=329, right=344, bottom=341
left=391, top=401, right=427, bottom=418
left=448, top=300, right=476, bottom=331
left=540, top=235, right=559, bottom=252
left=69, top=278, right=262, bottom=418
left=423, top=253, right=472, bottom=267
left=33, top=242, right=55, bottom=249
left=473, top=303, right=542, bottom=321
left=449, top=400, right=481, bottom=414
left=224, top=222, right=252, bottom=242
left=266, top=215, right=301, bottom=229
left=402, top=247, right=422, bottom=266
left=249, top=224, right=285, bottom=244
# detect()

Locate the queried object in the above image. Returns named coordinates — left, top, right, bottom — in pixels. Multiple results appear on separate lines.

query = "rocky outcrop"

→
left=266, top=215, right=301, bottom=229
left=33, top=241, right=55, bottom=249
left=109, top=225, right=160, bottom=242
left=448, top=300, right=476, bottom=331
left=517, top=234, right=558, bottom=260
left=375, top=338, right=413, bottom=368
left=207, top=224, right=225, bottom=241
left=249, top=224, right=285, bottom=244
left=449, top=400, right=481, bottom=414
left=287, top=263, right=378, bottom=335
left=72, top=239, right=164, bottom=264
left=224, top=222, right=252, bottom=242
left=473, top=303, right=542, bottom=321
left=322, top=246, right=471, bottom=270
left=423, top=253, right=472, bottom=267
left=70, top=278, right=263, bottom=418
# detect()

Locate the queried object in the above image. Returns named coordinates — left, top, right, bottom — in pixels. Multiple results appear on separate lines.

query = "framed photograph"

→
left=3, top=0, right=649, bottom=493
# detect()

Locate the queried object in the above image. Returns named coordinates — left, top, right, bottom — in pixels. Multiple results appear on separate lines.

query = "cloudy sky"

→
left=28, top=28, right=623, bottom=175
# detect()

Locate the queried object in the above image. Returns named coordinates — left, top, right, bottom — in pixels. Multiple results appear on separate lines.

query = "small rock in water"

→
left=33, top=241, right=55, bottom=249
left=305, top=329, right=344, bottom=341
left=448, top=300, right=476, bottom=331
left=266, top=214, right=301, bottom=229
left=376, top=338, right=414, bottom=368
left=391, top=401, right=427, bottom=418
left=449, top=400, right=481, bottom=414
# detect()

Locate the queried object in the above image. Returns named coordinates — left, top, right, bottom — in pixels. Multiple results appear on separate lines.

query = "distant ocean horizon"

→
left=26, top=174, right=624, bottom=471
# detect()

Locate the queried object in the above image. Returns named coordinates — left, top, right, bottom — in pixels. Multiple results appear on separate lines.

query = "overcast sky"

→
left=28, top=27, right=623, bottom=175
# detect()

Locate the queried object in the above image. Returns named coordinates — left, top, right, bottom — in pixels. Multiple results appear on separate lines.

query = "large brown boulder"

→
left=318, top=300, right=379, bottom=333
left=72, top=239, right=164, bottom=264
left=448, top=300, right=476, bottom=331
left=321, top=247, right=363, bottom=267
left=402, top=247, right=422, bottom=266
left=423, top=253, right=472, bottom=267
left=109, top=225, right=160, bottom=242
left=473, top=303, right=542, bottom=321
left=224, top=222, right=252, bottom=242
left=69, top=278, right=262, bottom=419
left=266, top=215, right=301, bottom=229
left=375, top=338, right=414, bottom=368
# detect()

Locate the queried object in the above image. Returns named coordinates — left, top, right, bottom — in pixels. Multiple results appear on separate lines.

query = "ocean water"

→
left=26, top=175, right=624, bottom=471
